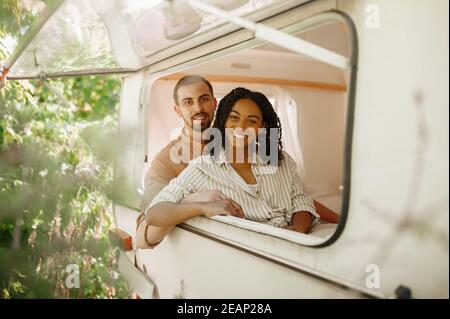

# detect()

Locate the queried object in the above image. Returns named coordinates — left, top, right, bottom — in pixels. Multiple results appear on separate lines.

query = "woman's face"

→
left=224, top=98, right=264, bottom=148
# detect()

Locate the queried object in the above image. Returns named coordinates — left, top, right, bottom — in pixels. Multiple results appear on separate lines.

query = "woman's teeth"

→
left=233, top=132, right=246, bottom=139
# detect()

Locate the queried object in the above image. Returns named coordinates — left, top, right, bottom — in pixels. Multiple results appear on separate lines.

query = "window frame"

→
left=137, top=9, right=358, bottom=249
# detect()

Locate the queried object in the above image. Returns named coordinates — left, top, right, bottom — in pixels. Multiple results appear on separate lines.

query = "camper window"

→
left=141, top=16, right=355, bottom=246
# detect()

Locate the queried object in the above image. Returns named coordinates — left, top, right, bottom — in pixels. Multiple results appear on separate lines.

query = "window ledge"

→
left=181, top=215, right=333, bottom=272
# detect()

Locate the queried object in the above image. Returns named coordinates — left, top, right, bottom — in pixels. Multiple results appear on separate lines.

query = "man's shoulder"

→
left=145, top=137, right=186, bottom=184
left=154, top=137, right=181, bottom=161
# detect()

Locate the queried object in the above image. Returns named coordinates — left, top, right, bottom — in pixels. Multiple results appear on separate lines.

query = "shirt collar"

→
left=214, top=148, right=276, bottom=174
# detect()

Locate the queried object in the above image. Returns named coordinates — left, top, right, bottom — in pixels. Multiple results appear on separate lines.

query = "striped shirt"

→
left=145, top=150, right=319, bottom=227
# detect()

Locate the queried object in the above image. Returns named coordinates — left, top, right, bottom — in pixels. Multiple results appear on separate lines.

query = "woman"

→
left=144, top=87, right=320, bottom=233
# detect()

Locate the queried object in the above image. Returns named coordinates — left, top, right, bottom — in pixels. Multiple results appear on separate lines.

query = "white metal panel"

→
left=115, top=72, right=145, bottom=209
left=330, top=0, right=449, bottom=298
left=135, top=226, right=366, bottom=298
left=114, top=204, right=140, bottom=239
left=118, top=251, right=155, bottom=299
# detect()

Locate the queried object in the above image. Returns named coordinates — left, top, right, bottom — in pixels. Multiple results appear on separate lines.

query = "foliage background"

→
left=1, top=0, right=130, bottom=298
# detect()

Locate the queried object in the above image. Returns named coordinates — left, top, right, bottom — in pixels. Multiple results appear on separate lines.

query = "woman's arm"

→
left=145, top=202, right=205, bottom=227
left=136, top=221, right=174, bottom=249
left=145, top=199, right=245, bottom=227
left=137, top=195, right=243, bottom=248
left=283, top=211, right=313, bottom=234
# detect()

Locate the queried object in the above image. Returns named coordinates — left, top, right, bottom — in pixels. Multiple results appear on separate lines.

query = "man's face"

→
left=174, top=82, right=216, bottom=131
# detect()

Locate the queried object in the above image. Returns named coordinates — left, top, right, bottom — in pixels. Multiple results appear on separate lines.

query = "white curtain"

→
left=273, top=86, right=306, bottom=181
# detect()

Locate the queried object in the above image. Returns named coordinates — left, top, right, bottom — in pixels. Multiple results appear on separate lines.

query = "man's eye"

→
left=184, top=100, right=193, bottom=106
left=200, top=96, right=210, bottom=103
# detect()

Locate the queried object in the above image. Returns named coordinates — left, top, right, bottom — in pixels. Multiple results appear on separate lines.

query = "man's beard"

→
left=187, top=113, right=211, bottom=132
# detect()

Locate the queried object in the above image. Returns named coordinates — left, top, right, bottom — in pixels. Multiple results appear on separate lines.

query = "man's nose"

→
left=192, top=100, right=204, bottom=113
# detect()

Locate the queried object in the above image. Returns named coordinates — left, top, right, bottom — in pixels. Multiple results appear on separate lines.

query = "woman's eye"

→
left=229, top=115, right=239, bottom=120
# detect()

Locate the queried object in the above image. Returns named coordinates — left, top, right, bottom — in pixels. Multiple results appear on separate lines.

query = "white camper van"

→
left=6, top=0, right=449, bottom=299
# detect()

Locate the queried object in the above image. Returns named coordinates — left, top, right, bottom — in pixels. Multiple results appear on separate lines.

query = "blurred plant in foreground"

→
left=1, top=1, right=130, bottom=298
left=1, top=53, right=130, bottom=300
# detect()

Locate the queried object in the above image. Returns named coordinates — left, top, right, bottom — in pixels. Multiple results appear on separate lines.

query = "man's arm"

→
left=314, top=200, right=340, bottom=224
left=136, top=149, right=180, bottom=249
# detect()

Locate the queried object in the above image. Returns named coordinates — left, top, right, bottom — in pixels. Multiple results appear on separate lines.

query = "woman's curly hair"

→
left=210, top=87, right=283, bottom=163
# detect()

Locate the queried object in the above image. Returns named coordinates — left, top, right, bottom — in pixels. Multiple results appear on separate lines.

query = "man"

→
left=136, top=75, right=233, bottom=248
left=140, top=75, right=217, bottom=208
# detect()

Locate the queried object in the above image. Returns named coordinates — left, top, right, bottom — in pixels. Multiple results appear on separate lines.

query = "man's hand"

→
left=182, top=189, right=227, bottom=203
left=0, top=61, right=7, bottom=89
left=199, top=198, right=245, bottom=218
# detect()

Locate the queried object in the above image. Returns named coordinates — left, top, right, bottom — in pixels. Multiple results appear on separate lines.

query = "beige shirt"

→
left=137, top=128, right=205, bottom=228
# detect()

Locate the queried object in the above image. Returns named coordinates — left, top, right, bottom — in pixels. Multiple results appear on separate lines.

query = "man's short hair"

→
left=173, top=75, right=214, bottom=104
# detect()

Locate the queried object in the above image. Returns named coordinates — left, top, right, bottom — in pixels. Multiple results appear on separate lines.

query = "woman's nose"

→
left=234, top=123, right=248, bottom=132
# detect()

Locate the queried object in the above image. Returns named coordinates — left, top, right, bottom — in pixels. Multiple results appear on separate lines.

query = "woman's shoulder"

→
left=278, top=151, right=300, bottom=173
left=279, top=151, right=295, bottom=165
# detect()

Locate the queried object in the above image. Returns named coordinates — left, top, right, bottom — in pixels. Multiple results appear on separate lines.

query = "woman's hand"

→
left=199, top=198, right=245, bottom=218
left=281, top=224, right=310, bottom=234
left=182, top=189, right=227, bottom=203
left=282, top=211, right=313, bottom=234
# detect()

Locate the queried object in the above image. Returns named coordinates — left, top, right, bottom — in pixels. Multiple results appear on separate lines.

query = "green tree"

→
left=1, top=1, right=130, bottom=298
